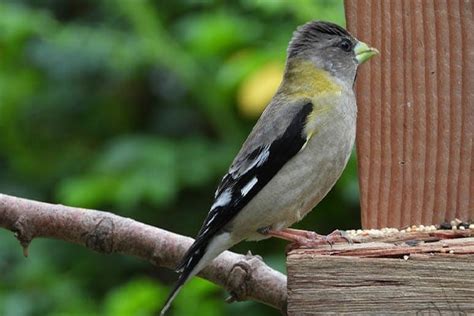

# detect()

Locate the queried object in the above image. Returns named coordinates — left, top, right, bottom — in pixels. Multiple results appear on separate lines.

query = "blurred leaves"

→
left=57, top=136, right=232, bottom=210
left=0, top=1, right=351, bottom=315
left=173, top=278, right=223, bottom=316
left=104, top=278, right=166, bottom=316
left=176, top=12, right=262, bottom=58
left=104, top=277, right=222, bottom=316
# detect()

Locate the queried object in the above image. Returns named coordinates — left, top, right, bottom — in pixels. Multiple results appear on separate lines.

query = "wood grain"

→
left=288, top=253, right=474, bottom=315
left=287, top=234, right=474, bottom=315
left=345, top=0, right=473, bottom=228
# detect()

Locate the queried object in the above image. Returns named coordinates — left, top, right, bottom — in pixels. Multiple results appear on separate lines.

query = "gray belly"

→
left=228, top=112, right=356, bottom=241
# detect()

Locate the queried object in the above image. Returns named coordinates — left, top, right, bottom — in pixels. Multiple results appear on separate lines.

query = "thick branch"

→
left=0, top=193, right=287, bottom=313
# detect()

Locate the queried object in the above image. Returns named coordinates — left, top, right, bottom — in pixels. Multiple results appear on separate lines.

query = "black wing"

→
left=176, top=102, right=313, bottom=272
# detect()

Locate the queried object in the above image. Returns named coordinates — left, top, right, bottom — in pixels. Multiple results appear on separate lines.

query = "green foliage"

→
left=56, top=136, right=231, bottom=210
left=104, top=278, right=166, bottom=316
left=0, top=1, right=353, bottom=315
left=173, top=279, right=223, bottom=316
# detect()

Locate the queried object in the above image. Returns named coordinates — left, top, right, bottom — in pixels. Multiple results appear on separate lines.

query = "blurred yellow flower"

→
left=237, top=61, right=284, bottom=118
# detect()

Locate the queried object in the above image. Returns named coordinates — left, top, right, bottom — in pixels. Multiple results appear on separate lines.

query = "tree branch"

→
left=0, top=193, right=287, bottom=313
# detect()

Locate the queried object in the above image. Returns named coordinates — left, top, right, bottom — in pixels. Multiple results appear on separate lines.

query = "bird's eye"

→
left=338, top=39, right=352, bottom=52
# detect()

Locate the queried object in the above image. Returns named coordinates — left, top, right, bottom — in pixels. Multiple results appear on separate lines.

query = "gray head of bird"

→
left=286, top=20, right=378, bottom=86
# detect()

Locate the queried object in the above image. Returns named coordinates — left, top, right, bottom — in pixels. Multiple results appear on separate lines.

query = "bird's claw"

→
left=287, top=229, right=353, bottom=252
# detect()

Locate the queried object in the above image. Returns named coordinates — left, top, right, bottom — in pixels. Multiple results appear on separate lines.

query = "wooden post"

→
left=346, top=0, right=473, bottom=229
left=287, top=1, right=474, bottom=314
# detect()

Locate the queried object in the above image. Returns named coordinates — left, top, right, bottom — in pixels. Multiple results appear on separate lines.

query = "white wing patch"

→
left=230, top=144, right=270, bottom=178
left=210, top=188, right=232, bottom=211
left=240, top=177, right=258, bottom=197
left=255, top=145, right=270, bottom=167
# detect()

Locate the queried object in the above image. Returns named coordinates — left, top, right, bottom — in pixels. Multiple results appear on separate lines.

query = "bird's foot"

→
left=288, top=230, right=353, bottom=252
left=258, top=227, right=352, bottom=253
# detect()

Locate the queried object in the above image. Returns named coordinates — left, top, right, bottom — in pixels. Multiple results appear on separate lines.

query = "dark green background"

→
left=0, top=1, right=360, bottom=315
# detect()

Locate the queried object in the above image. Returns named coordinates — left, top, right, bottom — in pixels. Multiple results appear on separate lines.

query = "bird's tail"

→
left=160, top=232, right=235, bottom=315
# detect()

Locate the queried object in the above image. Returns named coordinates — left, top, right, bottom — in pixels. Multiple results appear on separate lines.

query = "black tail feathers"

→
left=160, top=242, right=209, bottom=315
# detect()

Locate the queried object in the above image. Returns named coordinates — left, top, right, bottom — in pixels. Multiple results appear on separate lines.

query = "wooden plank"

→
left=288, top=253, right=474, bottom=315
left=287, top=232, right=474, bottom=315
left=344, top=0, right=473, bottom=228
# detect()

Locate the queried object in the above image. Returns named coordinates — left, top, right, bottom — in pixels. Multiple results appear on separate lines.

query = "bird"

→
left=160, top=20, right=378, bottom=315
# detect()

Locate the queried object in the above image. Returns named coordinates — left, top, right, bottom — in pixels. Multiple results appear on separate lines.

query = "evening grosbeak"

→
left=161, top=20, right=378, bottom=314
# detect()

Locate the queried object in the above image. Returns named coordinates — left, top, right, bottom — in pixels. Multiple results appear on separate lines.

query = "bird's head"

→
left=286, top=21, right=378, bottom=87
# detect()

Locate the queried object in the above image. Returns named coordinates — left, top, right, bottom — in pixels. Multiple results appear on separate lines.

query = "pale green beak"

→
left=354, top=41, right=379, bottom=64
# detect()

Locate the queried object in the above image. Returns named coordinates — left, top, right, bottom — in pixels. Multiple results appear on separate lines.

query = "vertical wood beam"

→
left=345, top=0, right=473, bottom=228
